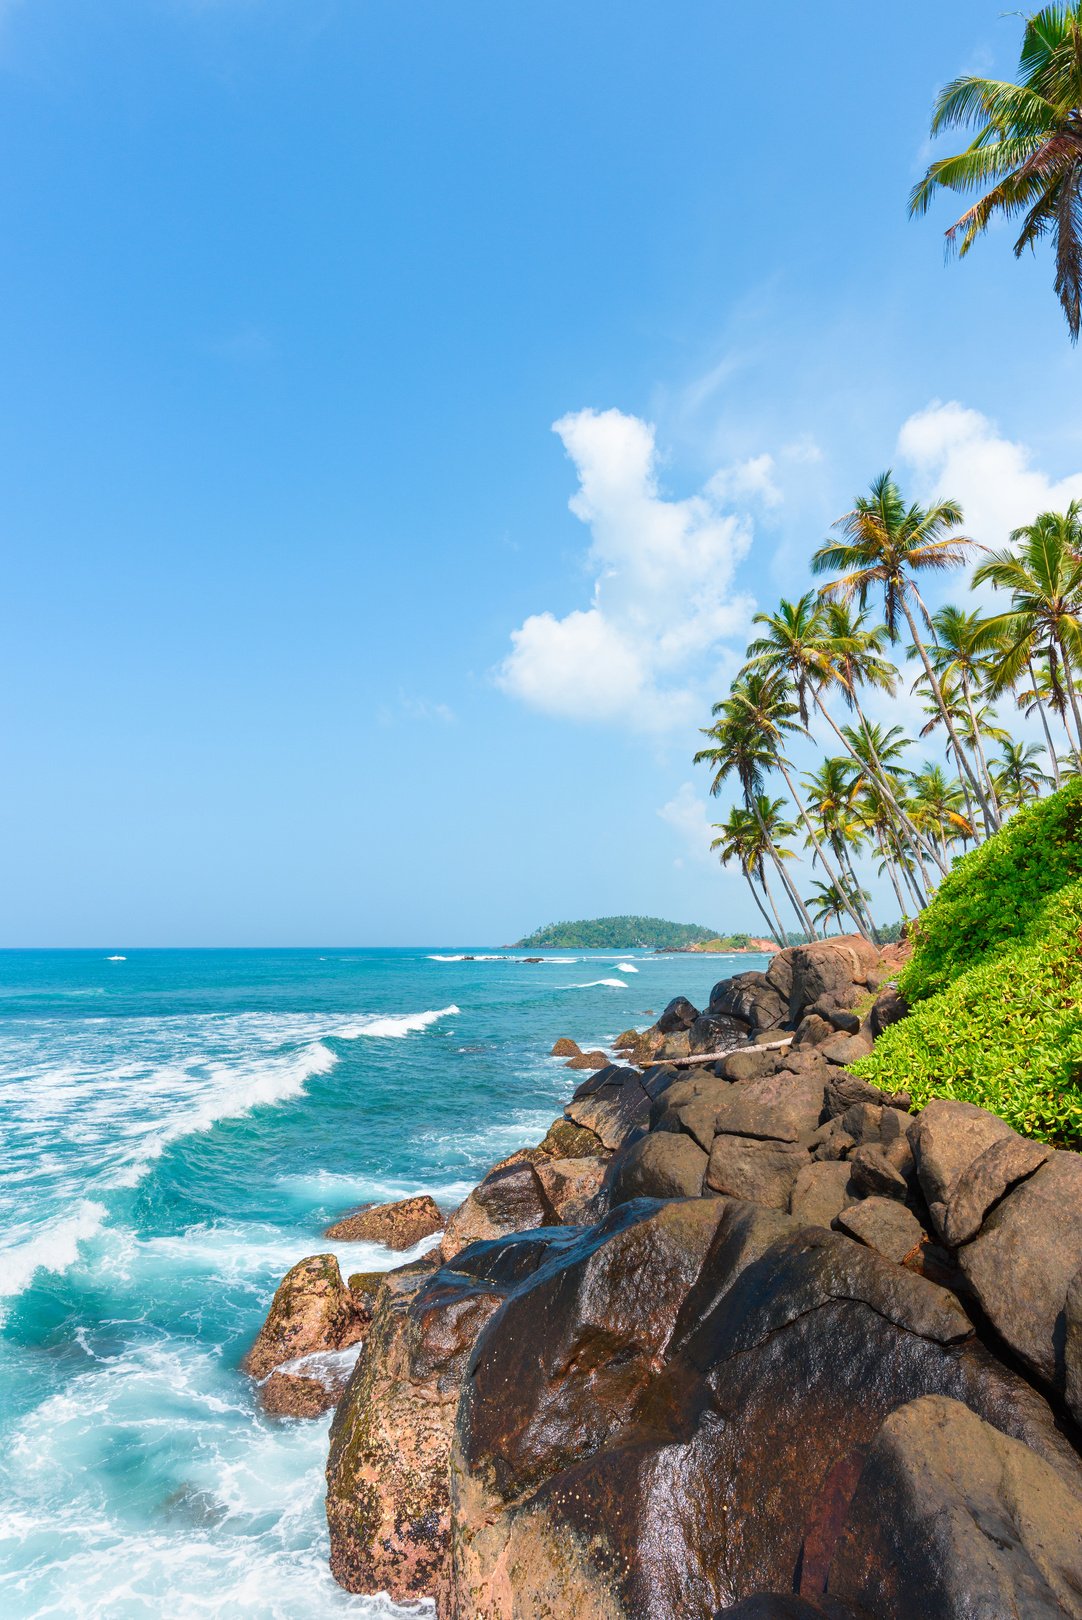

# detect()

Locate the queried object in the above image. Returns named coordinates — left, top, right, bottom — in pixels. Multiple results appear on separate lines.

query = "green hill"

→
left=515, top=915, right=719, bottom=950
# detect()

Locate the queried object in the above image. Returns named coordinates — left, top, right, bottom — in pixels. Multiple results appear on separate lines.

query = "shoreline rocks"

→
left=324, top=1193, right=444, bottom=1248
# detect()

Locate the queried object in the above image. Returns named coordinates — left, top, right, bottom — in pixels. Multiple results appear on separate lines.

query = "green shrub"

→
left=899, top=778, right=1082, bottom=1003
left=855, top=877, right=1082, bottom=1147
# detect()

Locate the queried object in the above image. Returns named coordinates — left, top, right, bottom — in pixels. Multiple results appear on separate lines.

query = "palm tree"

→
left=993, top=739, right=1055, bottom=809
left=919, top=605, right=1005, bottom=829
left=812, top=473, right=990, bottom=825
left=1015, top=653, right=1067, bottom=785
left=973, top=507, right=1082, bottom=761
left=909, top=4, right=1082, bottom=340
left=910, top=763, right=976, bottom=862
left=694, top=704, right=819, bottom=939
left=806, top=878, right=872, bottom=936
left=801, top=757, right=879, bottom=940
left=710, top=805, right=792, bottom=949
left=745, top=591, right=948, bottom=873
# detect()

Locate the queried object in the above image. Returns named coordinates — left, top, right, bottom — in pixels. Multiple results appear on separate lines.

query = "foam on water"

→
left=615, top=962, right=638, bottom=973
left=562, top=979, right=628, bottom=990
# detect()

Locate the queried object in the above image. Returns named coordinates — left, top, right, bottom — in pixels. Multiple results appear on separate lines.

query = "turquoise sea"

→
left=0, top=946, right=767, bottom=1619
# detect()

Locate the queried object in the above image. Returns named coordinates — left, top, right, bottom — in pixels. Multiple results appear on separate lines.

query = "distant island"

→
left=514, top=915, right=773, bottom=951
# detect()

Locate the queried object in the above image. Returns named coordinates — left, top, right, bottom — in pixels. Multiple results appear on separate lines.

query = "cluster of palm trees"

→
left=695, top=476, right=1082, bottom=946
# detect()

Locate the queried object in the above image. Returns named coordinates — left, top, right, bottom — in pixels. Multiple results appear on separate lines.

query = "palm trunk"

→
left=960, top=673, right=1001, bottom=828
left=813, top=689, right=949, bottom=875
left=776, top=761, right=873, bottom=942
left=1057, top=631, right=1082, bottom=763
left=745, top=869, right=785, bottom=950
left=901, top=595, right=994, bottom=829
left=1027, top=657, right=1062, bottom=788
left=877, top=829, right=910, bottom=917
left=756, top=863, right=792, bottom=950
left=748, top=796, right=819, bottom=939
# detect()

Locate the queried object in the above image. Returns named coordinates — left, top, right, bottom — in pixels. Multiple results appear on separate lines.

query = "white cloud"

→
left=657, top=783, right=719, bottom=867
left=897, top=401, right=1082, bottom=552
left=706, top=453, right=782, bottom=508
left=377, top=692, right=456, bottom=726
left=496, top=408, right=757, bottom=730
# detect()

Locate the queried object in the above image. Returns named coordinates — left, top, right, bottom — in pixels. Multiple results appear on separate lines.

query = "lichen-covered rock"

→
left=550, top=1037, right=581, bottom=1057
left=325, top=1193, right=444, bottom=1248
left=243, top=1254, right=368, bottom=1381
left=535, top=1155, right=607, bottom=1224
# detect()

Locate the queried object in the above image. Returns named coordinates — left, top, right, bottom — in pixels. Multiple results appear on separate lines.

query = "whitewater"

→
left=0, top=946, right=763, bottom=1618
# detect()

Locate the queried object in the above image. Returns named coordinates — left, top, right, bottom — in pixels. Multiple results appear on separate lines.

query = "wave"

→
left=615, top=962, right=638, bottom=973
left=0, top=1199, right=107, bottom=1298
left=562, top=979, right=628, bottom=990
left=272, top=1343, right=364, bottom=1388
left=333, top=1006, right=459, bottom=1039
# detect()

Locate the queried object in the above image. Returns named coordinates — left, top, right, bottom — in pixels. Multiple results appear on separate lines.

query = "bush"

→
left=899, top=777, right=1082, bottom=1003
left=855, top=878, right=1082, bottom=1147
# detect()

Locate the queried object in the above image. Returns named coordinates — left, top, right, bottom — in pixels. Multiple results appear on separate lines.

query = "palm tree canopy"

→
left=972, top=507, right=1082, bottom=691
left=909, top=4, right=1082, bottom=339
left=812, top=473, right=974, bottom=641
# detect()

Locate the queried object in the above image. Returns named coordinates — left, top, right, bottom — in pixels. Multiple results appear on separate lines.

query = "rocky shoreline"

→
left=246, top=936, right=1082, bottom=1618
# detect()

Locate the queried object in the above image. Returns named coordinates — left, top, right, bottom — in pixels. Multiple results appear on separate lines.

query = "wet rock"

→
left=711, top=973, right=787, bottom=1033
left=690, top=1012, right=747, bottom=1054
left=606, top=1131, right=709, bottom=1204
left=868, top=985, right=908, bottom=1038
left=705, top=1135, right=810, bottom=1209
left=911, top=1098, right=1015, bottom=1211
left=789, top=1160, right=856, bottom=1229
left=959, top=1150, right=1082, bottom=1394
left=564, top=1065, right=652, bottom=1151
left=440, top=1162, right=559, bottom=1262
left=535, top=1116, right=605, bottom=1160
left=718, top=1600, right=865, bottom=1619
left=535, top=1155, right=607, bottom=1224
left=261, top=1368, right=340, bottom=1418
left=835, top=1198, right=926, bottom=1264
left=324, top=1193, right=444, bottom=1248
left=565, top=1048, right=611, bottom=1070
left=657, top=995, right=700, bottom=1034
left=550, top=1036, right=581, bottom=1057
left=243, top=1254, right=368, bottom=1381
left=825, top=1395, right=1082, bottom=1619
left=712, top=1070, right=826, bottom=1144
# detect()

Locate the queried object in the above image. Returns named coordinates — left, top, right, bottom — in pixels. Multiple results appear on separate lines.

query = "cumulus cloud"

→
left=496, top=408, right=757, bottom=729
left=897, top=401, right=1082, bottom=551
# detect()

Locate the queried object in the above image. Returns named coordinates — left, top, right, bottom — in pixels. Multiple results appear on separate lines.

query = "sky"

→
left=2, top=0, right=1081, bottom=947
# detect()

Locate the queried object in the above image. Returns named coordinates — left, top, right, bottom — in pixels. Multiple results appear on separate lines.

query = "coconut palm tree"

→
left=918, top=605, right=1005, bottom=829
left=909, top=763, right=976, bottom=862
left=909, top=3, right=1082, bottom=340
left=973, top=507, right=1082, bottom=760
left=1015, top=654, right=1067, bottom=785
left=745, top=592, right=947, bottom=873
left=801, top=757, right=879, bottom=940
left=993, top=739, right=1055, bottom=808
left=806, top=879, right=872, bottom=936
left=812, top=473, right=990, bottom=824
left=710, top=805, right=795, bottom=949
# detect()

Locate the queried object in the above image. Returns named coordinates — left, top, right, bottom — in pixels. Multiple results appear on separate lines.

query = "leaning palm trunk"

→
left=812, top=689, right=948, bottom=875
left=901, top=596, right=995, bottom=834
left=1059, top=638, right=1082, bottom=760
left=876, top=829, right=911, bottom=918
left=775, top=760, right=873, bottom=942
left=1026, top=658, right=1063, bottom=788
left=747, top=794, right=819, bottom=938
left=959, top=673, right=1001, bottom=827
left=755, top=863, right=793, bottom=950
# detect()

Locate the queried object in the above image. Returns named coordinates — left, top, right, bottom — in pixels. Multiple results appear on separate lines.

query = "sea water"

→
left=0, top=946, right=767, bottom=1619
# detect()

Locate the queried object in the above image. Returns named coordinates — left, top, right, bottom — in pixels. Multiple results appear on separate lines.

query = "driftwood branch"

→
left=657, top=1035, right=793, bottom=1069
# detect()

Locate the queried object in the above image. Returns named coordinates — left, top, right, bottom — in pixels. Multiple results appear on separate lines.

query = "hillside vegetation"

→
left=516, top=916, right=718, bottom=950
left=856, top=780, right=1082, bottom=1146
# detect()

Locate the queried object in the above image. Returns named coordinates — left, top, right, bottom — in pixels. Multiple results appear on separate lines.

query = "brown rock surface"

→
left=706, top=1136, right=809, bottom=1208
left=324, top=1193, right=444, bottom=1248
left=440, top=1161, right=559, bottom=1262
left=564, top=1065, right=653, bottom=1151
left=549, top=1036, right=581, bottom=1057
left=835, top=1197, right=925, bottom=1264
left=565, top=1048, right=610, bottom=1070
left=606, top=1130, right=708, bottom=1204
left=942, top=1133, right=1050, bottom=1248
left=535, top=1155, right=607, bottom=1224
left=243, top=1254, right=368, bottom=1381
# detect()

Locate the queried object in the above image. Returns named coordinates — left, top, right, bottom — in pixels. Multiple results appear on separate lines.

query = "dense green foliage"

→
left=898, top=778, right=1082, bottom=1002
left=515, top=915, right=718, bottom=950
left=856, top=877, right=1082, bottom=1146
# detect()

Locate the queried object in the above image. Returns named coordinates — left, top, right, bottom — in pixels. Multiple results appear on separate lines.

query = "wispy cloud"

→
left=657, top=783, right=720, bottom=869
left=377, top=692, right=456, bottom=727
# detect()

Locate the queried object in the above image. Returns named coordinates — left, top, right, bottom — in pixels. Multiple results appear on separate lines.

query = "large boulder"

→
left=325, top=1193, right=444, bottom=1248
left=959, top=1150, right=1082, bottom=1397
left=440, top=1162, right=560, bottom=1262
left=605, top=1131, right=709, bottom=1204
left=447, top=1210, right=1076, bottom=1619
left=657, top=995, right=700, bottom=1034
left=564, top=1065, right=653, bottom=1151
left=824, top=1395, right=1082, bottom=1618
left=690, top=1012, right=747, bottom=1054
left=710, top=973, right=787, bottom=1034
left=327, top=1232, right=571, bottom=1602
left=786, top=939, right=880, bottom=1023
left=243, top=1253, right=369, bottom=1406
left=535, top=1155, right=607, bottom=1225
left=705, top=1135, right=810, bottom=1209
left=711, top=1070, right=826, bottom=1144
left=910, top=1097, right=1015, bottom=1228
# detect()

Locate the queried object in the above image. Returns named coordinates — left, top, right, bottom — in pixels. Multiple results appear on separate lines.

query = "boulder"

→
left=327, top=1237, right=558, bottom=1601
left=535, top=1116, right=605, bottom=1160
left=868, top=985, right=908, bottom=1038
left=718, top=1601, right=864, bottom=1619
left=763, top=949, right=795, bottom=1004
left=440, top=1162, right=559, bottom=1262
left=846, top=1144, right=909, bottom=1201
left=818, top=1031, right=874, bottom=1067
left=690, top=1012, right=747, bottom=1054
left=564, top=1065, right=653, bottom=1151
left=657, top=995, right=700, bottom=1034
left=792, top=1013, right=836, bottom=1050
left=535, top=1155, right=607, bottom=1224
left=712, top=1070, right=826, bottom=1144
left=911, top=1098, right=1015, bottom=1211
left=825, top=1395, right=1082, bottom=1619
left=550, top=1037, right=581, bottom=1057
left=324, top=1193, right=444, bottom=1248
left=606, top=1131, right=709, bottom=1204
left=243, top=1254, right=368, bottom=1381
left=653, top=1076, right=732, bottom=1152
left=942, top=1134, right=1050, bottom=1248
left=809, top=997, right=862, bottom=1035
left=565, top=1048, right=611, bottom=1070
left=786, top=939, right=880, bottom=1022
left=720, top=1047, right=782, bottom=1083
left=789, top=1160, right=856, bottom=1229
left=712, top=973, right=788, bottom=1033
left=656, top=1029, right=693, bottom=1061
left=835, top=1198, right=926, bottom=1265
left=823, top=1072, right=906, bottom=1119
left=1067, top=1266, right=1082, bottom=1429
left=959, top=1150, right=1082, bottom=1395
left=705, top=1135, right=810, bottom=1209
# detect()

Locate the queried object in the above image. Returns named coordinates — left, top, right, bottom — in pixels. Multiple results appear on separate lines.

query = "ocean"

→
left=0, top=946, right=767, bottom=1619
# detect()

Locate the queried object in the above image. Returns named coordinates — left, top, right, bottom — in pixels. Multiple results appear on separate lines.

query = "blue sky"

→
left=2, top=0, right=1081, bottom=946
